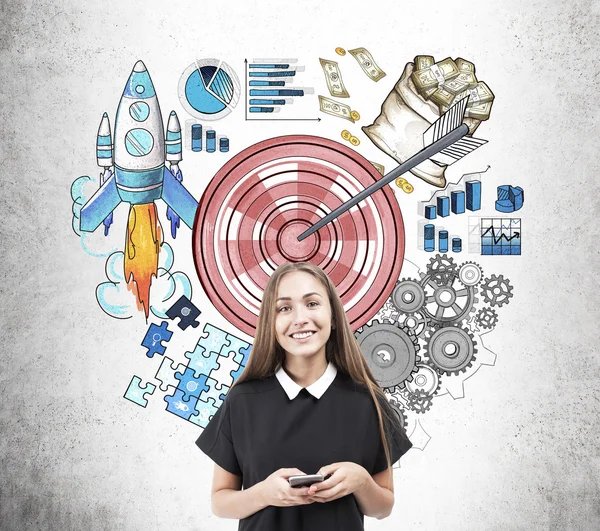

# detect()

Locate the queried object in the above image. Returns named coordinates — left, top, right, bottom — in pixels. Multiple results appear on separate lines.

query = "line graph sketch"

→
left=469, top=217, right=521, bottom=255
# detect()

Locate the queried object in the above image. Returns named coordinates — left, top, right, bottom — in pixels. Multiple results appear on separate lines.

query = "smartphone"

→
left=288, top=473, right=324, bottom=488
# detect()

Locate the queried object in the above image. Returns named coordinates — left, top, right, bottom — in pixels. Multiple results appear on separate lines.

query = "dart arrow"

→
left=297, top=96, right=487, bottom=242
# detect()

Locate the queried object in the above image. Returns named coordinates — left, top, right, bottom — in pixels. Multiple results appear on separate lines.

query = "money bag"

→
left=362, top=62, right=479, bottom=188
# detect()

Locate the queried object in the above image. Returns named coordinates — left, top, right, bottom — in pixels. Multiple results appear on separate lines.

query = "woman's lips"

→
left=290, top=331, right=316, bottom=342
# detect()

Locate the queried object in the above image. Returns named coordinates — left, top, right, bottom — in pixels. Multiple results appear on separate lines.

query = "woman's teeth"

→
left=291, top=331, right=315, bottom=339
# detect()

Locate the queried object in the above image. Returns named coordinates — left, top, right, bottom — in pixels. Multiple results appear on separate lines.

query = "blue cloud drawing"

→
left=96, top=242, right=192, bottom=320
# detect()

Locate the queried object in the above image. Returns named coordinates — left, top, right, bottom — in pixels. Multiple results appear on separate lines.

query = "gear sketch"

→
left=424, top=324, right=478, bottom=375
left=476, top=307, right=498, bottom=329
left=426, top=253, right=458, bottom=282
left=419, top=270, right=478, bottom=327
left=375, top=299, right=400, bottom=323
left=405, top=388, right=433, bottom=414
left=388, top=395, right=409, bottom=430
left=458, top=261, right=484, bottom=287
left=480, top=274, right=514, bottom=307
left=405, top=362, right=442, bottom=397
left=396, top=311, right=430, bottom=338
left=391, top=278, right=426, bottom=313
left=361, top=252, right=513, bottom=423
left=354, top=319, right=420, bottom=391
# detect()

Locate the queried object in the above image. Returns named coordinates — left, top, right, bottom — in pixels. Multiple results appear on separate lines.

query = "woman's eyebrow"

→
left=276, top=292, right=323, bottom=302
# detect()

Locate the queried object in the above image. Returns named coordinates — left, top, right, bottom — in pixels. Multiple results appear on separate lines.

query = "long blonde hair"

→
left=230, top=261, right=405, bottom=488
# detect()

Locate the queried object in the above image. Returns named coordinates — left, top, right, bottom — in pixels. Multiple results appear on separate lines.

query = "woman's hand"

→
left=306, top=462, right=369, bottom=503
left=258, top=468, right=316, bottom=508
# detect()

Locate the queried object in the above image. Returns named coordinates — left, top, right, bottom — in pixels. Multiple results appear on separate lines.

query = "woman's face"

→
left=274, top=271, right=333, bottom=362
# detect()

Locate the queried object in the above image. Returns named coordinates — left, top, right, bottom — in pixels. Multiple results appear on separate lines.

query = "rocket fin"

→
left=161, top=167, right=198, bottom=229
left=80, top=174, right=121, bottom=232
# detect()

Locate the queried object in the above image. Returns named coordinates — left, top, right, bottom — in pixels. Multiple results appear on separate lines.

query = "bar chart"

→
left=245, top=58, right=316, bottom=120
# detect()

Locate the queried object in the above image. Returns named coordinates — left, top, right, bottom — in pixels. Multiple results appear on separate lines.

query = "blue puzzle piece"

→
left=165, top=389, right=198, bottom=420
left=184, top=342, right=222, bottom=379
left=174, top=367, right=210, bottom=401
left=123, top=375, right=156, bottom=407
left=189, top=396, right=220, bottom=428
left=224, top=334, right=252, bottom=366
left=166, top=295, right=201, bottom=330
left=223, top=332, right=252, bottom=382
left=185, top=323, right=252, bottom=381
left=155, top=356, right=187, bottom=392
left=199, top=376, right=230, bottom=409
left=231, top=363, right=245, bottom=384
left=184, top=323, right=230, bottom=379
left=141, top=321, right=173, bottom=358
left=202, top=323, right=231, bottom=355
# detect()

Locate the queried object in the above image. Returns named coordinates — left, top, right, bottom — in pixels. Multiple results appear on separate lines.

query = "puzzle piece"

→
left=209, top=351, right=242, bottom=388
left=189, top=396, right=220, bottom=428
left=174, top=367, right=210, bottom=401
left=166, top=295, right=201, bottom=330
left=165, top=389, right=198, bottom=420
left=184, top=341, right=222, bottom=380
left=184, top=323, right=229, bottom=378
left=123, top=376, right=156, bottom=407
left=155, top=356, right=188, bottom=392
left=224, top=334, right=252, bottom=367
left=231, top=363, right=245, bottom=383
left=200, top=323, right=231, bottom=355
left=184, top=323, right=251, bottom=385
left=141, top=321, right=173, bottom=358
left=199, top=376, right=230, bottom=409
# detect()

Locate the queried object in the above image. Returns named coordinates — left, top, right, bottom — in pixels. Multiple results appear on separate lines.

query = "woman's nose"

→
left=292, top=306, right=309, bottom=324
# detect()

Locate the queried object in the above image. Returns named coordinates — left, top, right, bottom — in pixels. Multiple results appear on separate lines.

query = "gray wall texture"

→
left=1, top=0, right=598, bottom=529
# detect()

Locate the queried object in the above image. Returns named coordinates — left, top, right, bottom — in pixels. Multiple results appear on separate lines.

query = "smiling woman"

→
left=195, top=261, right=412, bottom=531
left=274, top=271, right=334, bottom=377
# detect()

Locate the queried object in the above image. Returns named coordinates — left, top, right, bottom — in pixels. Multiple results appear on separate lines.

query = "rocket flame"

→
left=124, top=203, right=162, bottom=318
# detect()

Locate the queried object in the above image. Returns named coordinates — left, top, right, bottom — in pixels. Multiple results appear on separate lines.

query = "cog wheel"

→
left=426, top=253, right=458, bottom=281
left=424, top=324, right=477, bottom=375
left=405, top=362, right=442, bottom=397
left=391, top=278, right=426, bottom=313
left=481, top=274, right=514, bottom=307
left=419, top=270, right=478, bottom=327
left=476, top=307, right=498, bottom=329
left=396, top=311, right=430, bottom=338
left=458, top=261, right=484, bottom=287
left=375, top=299, right=400, bottom=323
left=354, top=319, right=420, bottom=391
left=387, top=395, right=409, bottom=431
left=406, top=388, right=433, bottom=414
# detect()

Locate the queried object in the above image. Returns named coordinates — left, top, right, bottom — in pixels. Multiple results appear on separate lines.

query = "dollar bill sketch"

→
left=348, top=47, right=386, bottom=81
left=319, top=58, right=350, bottom=98
left=318, top=95, right=355, bottom=122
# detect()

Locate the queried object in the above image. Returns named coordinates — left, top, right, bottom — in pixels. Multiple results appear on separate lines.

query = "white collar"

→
left=276, top=361, right=337, bottom=400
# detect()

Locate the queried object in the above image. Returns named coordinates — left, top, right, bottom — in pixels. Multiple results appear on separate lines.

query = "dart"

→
left=297, top=96, right=487, bottom=242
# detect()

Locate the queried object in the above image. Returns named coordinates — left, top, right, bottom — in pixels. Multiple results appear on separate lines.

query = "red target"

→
left=192, top=135, right=405, bottom=336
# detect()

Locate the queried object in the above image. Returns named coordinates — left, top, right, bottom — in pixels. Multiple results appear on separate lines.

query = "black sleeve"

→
left=371, top=418, right=413, bottom=476
left=195, top=395, right=242, bottom=476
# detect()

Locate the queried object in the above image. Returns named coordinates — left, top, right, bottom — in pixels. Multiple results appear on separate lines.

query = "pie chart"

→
left=178, top=59, right=241, bottom=120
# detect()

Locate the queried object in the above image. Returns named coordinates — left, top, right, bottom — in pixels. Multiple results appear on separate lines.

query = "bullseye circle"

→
left=192, top=135, right=405, bottom=336
left=278, top=220, right=319, bottom=261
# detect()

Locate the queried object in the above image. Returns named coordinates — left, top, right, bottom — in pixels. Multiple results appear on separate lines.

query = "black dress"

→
left=196, top=369, right=412, bottom=530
